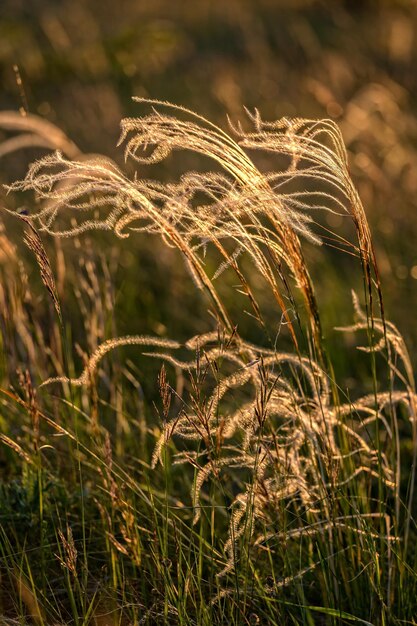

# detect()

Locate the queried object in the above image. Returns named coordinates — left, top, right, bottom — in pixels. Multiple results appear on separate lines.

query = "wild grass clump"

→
left=0, top=101, right=417, bottom=624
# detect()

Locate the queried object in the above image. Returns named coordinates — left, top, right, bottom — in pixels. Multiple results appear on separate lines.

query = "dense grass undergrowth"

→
left=0, top=102, right=416, bottom=625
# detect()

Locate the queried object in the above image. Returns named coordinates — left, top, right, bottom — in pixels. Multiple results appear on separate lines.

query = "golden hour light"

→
left=1, top=1, right=417, bottom=623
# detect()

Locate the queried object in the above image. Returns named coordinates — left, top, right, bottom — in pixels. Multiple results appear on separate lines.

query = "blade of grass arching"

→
left=122, top=101, right=319, bottom=354
left=273, top=600, right=376, bottom=626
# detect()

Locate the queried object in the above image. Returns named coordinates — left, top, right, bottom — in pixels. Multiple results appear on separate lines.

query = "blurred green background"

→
left=1, top=0, right=417, bottom=376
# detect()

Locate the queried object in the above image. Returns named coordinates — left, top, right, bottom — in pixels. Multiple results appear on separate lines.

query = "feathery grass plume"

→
left=40, top=335, right=181, bottom=387
left=236, top=111, right=383, bottom=321
left=121, top=99, right=324, bottom=349
left=17, top=368, right=40, bottom=452
left=143, top=324, right=413, bottom=581
left=5, top=102, right=387, bottom=359
left=18, top=214, right=63, bottom=325
left=6, top=100, right=371, bottom=353
left=337, top=291, right=415, bottom=389
left=56, top=526, right=78, bottom=578
left=337, top=290, right=417, bottom=553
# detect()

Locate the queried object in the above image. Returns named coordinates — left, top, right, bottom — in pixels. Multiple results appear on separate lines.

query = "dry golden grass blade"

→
left=0, top=133, right=55, bottom=158
left=0, top=111, right=80, bottom=159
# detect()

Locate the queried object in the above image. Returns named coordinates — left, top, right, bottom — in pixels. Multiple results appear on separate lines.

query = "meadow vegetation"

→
left=0, top=97, right=416, bottom=625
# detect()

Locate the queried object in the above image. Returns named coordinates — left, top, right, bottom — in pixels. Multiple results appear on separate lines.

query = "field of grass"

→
left=1, top=2, right=417, bottom=625
left=0, top=96, right=416, bottom=625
